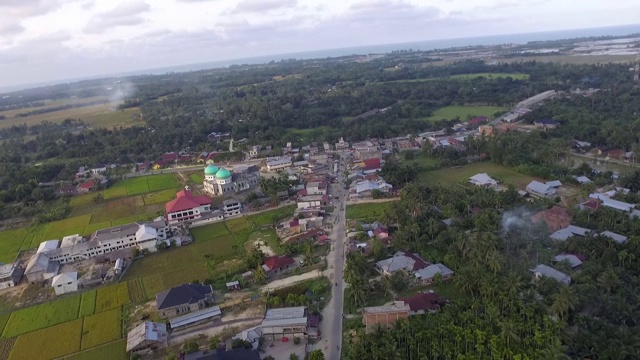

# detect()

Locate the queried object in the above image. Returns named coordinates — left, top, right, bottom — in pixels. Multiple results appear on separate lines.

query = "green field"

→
left=346, top=202, right=396, bottom=221
left=247, top=205, right=295, bottom=226
left=404, top=152, right=439, bottom=169
left=95, top=283, right=129, bottom=313
left=426, top=105, right=507, bottom=122
left=143, top=189, right=177, bottom=205
left=450, top=73, right=529, bottom=80
left=63, top=339, right=127, bottom=360
left=78, top=290, right=96, bottom=317
left=190, top=222, right=230, bottom=242
left=9, top=318, right=83, bottom=360
left=189, top=172, right=204, bottom=184
left=42, top=214, right=92, bottom=240
left=80, top=308, right=122, bottom=350
left=102, top=174, right=178, bottom=200
left=2, top=294, right=81, bottom=338
left=225, top=217, right=253, bottom=233
left=418, top=161, right=537, bottom=188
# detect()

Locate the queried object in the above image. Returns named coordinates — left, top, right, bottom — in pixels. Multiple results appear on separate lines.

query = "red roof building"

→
left=162, top=152, right=178, bottom=162
left=579, top=198, right=600, bottom=211
left=468, top=116, right=488, bottom=125
left=363, top=158, right=381, bottom=169
left=77, top=181, right=95, bottom=193
left=263, top=256, right=295, bottom=272
left=531, top=206, right=572, bottom=231
left=165, top=190, right=212, bottom=224
left=606, top=149, right=626, bottom=159
left=399, top=292, right=444, bottom=314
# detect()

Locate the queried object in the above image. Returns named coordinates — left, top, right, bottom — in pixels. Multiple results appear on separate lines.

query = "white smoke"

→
left=501, top=207, right=535, bottom=235
left=108, top=81, right=136, bottom=108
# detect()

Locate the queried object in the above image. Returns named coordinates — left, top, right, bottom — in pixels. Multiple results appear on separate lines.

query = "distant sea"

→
left=3, top=24, right=640, bottom=93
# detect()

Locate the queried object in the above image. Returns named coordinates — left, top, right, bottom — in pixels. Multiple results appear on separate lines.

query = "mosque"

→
left=202, top=163, right=261, bottom=196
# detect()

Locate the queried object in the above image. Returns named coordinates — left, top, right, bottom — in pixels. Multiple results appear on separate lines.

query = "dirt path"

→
left=261, top=269, right=323, bottom=292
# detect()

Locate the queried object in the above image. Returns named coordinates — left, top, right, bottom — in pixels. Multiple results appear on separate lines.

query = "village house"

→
left=260, top=306, right=308, bottom=341
left=155, top=283, right=214, bottom=318
left=126, top=322, right=168, bottom=354
left=530, top=264, right=571, bottom=284
left=375, top=251, right=429, bottom=276
left=605, top=149, right=626, bottom=161
left=588, top=193, right=636, bottom=213
left=549, top=225, right=593, bottom=241
left=266, top=158, right=292, bottom=171
left=414, top=263, right=454, bottom=285
left=305, top=181, right=328, bottom=195
left=469, top=173, right=498, bottom=187
left=76, top=181, right=95, bottom=193
left=170, top=306, right=222, bottom=330
left=362, top=301, right=410, bottom=333
left=534, top=119, right=560, bottom=129
left=399, top=292, right=446, bottom=315
left=0, top=262, right=24, bottom=289
left=51, top=272, right=79, bottom=295
left=553, top=254, right=586, bottom=269
left=25, top=253, right=59, bottom=283
left=262, top=256, right=295, bottom=276
left=478, top=125, right=494, bottom=136
left=526, top=181, right=556, bottom=197
left=600, top=230, right=628, bottom=244
left=531, top=206, right=572, bottom=231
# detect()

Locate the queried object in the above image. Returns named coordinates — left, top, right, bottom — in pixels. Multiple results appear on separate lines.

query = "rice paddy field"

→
left=425, top=105, right=508, bottom=122
left=418, top=161, right=536, bottom=188
left=2, top=294, right=81, bottom=338
left=80, top=308, right=122, bottom=350
left=8, top=318, right=83, bottom=360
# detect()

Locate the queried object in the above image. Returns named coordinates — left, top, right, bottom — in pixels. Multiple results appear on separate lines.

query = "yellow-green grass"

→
left=78, top=290, right=96, bottom=317
left=95, top=283, right=129, bottom=314
left=2, top=294, right=81, bottom=338
left=0, top=337, right=15, bottom=360
left=143, top=189, right=177, bottom=205
left=127, top=279, right=147, bottom=303
left=70, top=193, right=96, bottom=207
left=80, top=308, right=122, bottom=350
left=147, top=174, right=179, bottom=192
left=450, top=73, right=529, bottom=80
left=0, top=313, right=10, bottom=336
left=190, top=222, right=230, bottom=242
left=24, top=224, right=50, bottom=249
left=9, top=319, right=82, bottom=360
left=425, top=105, right=507, bottom=122
left=189, top=173, right=204, bottom=184
left=142, top=275, right=165, bottom=299
left=0, top=228, right=29, bottom=263
left=102, top=186, right=129, bottom=200
left=0, top=103, right=142, bottom=130
left=41, top=214, right=92, bottom=240
left=247, top=205, right=295, bottom=226
left=63, top=339, right=127, bottom=360
left=126, top=180, right=150, bottom=196
left=0, top=96, right=107, bottom=118
left=346, top=202, right=396, bottom=221
left=225, top=217, right=254, bottom=233
left=87, top=196, right=143, bottom=223
left=248, top=229, right=283, bottom=255
left=418, top=161, right=536, bottom=188
left=404, top=152, right=439, bottom=169
left=499, top=54, right=638, bottom=65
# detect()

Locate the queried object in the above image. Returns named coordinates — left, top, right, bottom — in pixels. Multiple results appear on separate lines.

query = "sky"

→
left=0, top=0, right=639, bottom=88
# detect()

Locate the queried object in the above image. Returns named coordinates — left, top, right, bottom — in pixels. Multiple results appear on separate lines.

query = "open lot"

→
left=190, top=222, right=230, bottom=242
left=225, top=217, right=253, bottom=233
left=80, top=308, right=122, bottom=350
left=2, top=294, right=80, bottom=338
left=450, top=72, right=529, bottom=80
left=346, top=202, right=395, bottom=221
left=9, top=318, right=83, bottom=360
left=425, top=105, right=507, bottom=122
left=419, top=161, right=537, bottom=188
left=247, top=205, right=295, bottom=226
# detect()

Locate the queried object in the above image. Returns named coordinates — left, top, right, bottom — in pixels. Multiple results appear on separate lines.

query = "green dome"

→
left=204, top=164, right=219, bottom=175
left=215, top=168, right=232, bottom=179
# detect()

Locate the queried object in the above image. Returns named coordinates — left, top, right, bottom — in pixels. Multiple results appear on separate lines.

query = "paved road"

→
left=320, top=152, right=348, bottom=359
left=122, top=158, right=264, bottom=178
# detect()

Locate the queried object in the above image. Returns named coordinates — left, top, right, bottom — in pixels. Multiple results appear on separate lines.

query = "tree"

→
left=550, top=286, right=576, bottom=320
left=289, top=354, right=299, bottom=360
left=92, top=192, right=104, bottom=203
left=308, top=349, right=325, bottom=360
left=254, top=266, right=267, bottom=284
left=182, top=340, right=199, bottom=354
left=208, top=336, right=221, bottom=350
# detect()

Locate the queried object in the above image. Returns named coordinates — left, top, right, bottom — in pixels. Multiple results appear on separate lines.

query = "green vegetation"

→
left=189, top=173, right=204, bottom=184
left=426, top=105, right=507, bottom=122
left=2, top=295, right=81, bottom=338
left=80, top=308, right=122, bottom=350
left=225, top=217, right=253, bottom=233
left=419, top=161, right=537, bottom=188
left=142, top=189, right=178, bottom=205
left=450, top=72, right=529, bottom=80
left=95, top=283, right=129, bottom=313
left=127, top=278, right=147, bottom=303
left=78, top=290, right=96, bottom=317
left=9, top=319, right=83, bottom=360
left=247, top=205, right=295, bottom=226
left=63, top=339, right=127, bottom=360
left=346, top=202, right=395, bottom=221
left=0, top=313, right=10, bottom=336
left=190, top=222, right=230, bottom=242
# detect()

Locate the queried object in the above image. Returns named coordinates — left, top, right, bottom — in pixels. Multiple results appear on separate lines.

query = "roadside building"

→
left=0, top=262, right=24, bottom=289
left=126, top=322, right=168, bottom=353
left=375, top=251, right=428, bottom=276
left=399, top=292, right=446, bottom=315
left=51, top=272, right=78, bottom=295
left=362, top=301, right=410, bottom=333
left=222, top=199, right=242, bottom=216
left=261, top=306, right=308, bottom=341
left=169, top=306, right=222, bottom=330
left=262, top=256, right=295, bottom=276
left=165, top=189, right=212, bottom=225
left=414, top=263, right=454, bottom=285
left=526, top=181, right=556, bottom=197
left=155, top=283, right=214, bottom=318
left=266, top=159, right=292, bottom=171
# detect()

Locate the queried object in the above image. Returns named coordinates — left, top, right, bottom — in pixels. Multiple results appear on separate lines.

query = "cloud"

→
left=0, top=0, right=64, bottom=17
left=0, top=22, right=25, bottom=36
left=175, top=0, right=219, bottom=2
left=84, top=1, right=150, bottom=34
left=230, top=0, right=297, bottom=14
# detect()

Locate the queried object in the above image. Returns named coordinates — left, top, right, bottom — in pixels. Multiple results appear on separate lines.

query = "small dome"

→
left=204, top=164, right=219, bottom=175
left=215, top=168, right=232, bottom=179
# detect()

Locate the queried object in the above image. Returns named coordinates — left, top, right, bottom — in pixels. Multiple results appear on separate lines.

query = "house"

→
left=162, top=152, right=178, bottom=163
left=165, top=190, right=212, bottom=225
left=152, top=160, right=166, bottom=170
left=600, top=230, right=628, bottom=244
left=266, top=159, right=292, bottom=171
left=25, top=253, right=59, bottom=283
left=233, top=326, right=263, bottom=350
left=531, top=206, right=572, bottom=231
left=306, top=181, right=328, bottom=195
left=575, top=176, right=592, bottom=184
left=467, top=116, right=488, bottom=127
left=526, top=181, right=556, bottom=197
left=226, top=281, right=240, bottom=291
left=375, top=251, right=428, bottom=275
left=197, top=152, right=209, bottom=163
left=90, top=164, right=107, bottom=175
left=261, top=306, right=308, bottom=341
left=468, top=173, right=498, bottom=187
left=51, top=272, right=78, bottom=295
left=76, top=181, right=95, bottom=193
left=545, top=180, right=562, bottom=188
left=0, top=262, right=24, bottom=289
left=362, top=158, right=382, bottom=172
left=170, top=306, right=222, bottom=330
left=38, top=240, right=60, bottom=254
left=249, top=145, right=261, bottom=157
left=578, top=198, right=600, bottom=211
left=591, top=146, right=606, bottom=156
left=588, top=193, right=635, bottom=212
left=262, top=256, right=295, bottom=275
left=362, top=301, right=410, bottom=333
left=399, top=292, right=445, bottom=315
left=186, top=348, right=261, bottom=360
left=126, top=322, right=168, bottom=353
left=549, top=225, right=593, bottom=241
left=155, top=283, right=214, bottom=318
left=553, top=254, right=586, bottom=269
left=58, top=185, right=77, bottom=196
left=478, top=125, right=494, bottom=136
left=606, top=149, right=626, bottom=160
left=414, top=263, right=454, bottom=285
left=534, top=119, right=560, bottom=129
left=530, top=264, right=571, bottom=284
left=222, top=199, right=242, bottom=216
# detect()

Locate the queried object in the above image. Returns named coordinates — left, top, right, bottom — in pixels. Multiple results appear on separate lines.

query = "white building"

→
left=44, top=221, right=169, bottom=264
left=530, top=264, right=571, bottom=284
left=469, top=173, right=498, bottom=187
left=51, top=272, right=78, bottom=295
left=222, top=199, right=242, bottom=216
left=25, top=253, right=59, bottom=283
left=526, top=181, right=556, bottom=197
left=37, top=240, right=60, bottom=254
left=0, top=262, right=24, bottom=289
left=202, top=164, right=260, bottom=196
left=266, top=159, right=292, bottom=171
left=261, top=306, right=308, bottom=341
left=127, top=322, right=168, bottom=353
left=165, top=189, right=212, bottom=225
left=305, top=181, right=328, bottom=195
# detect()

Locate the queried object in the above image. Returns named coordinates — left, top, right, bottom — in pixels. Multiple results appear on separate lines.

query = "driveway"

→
left=261, top=269, right=323, bottom=293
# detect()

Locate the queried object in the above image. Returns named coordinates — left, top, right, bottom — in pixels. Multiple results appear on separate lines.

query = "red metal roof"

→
left=400, top=292, right=442, bottom=312
left=607, top=149, right=625, bottom=158
left=162, top=152, right=178, bottom=162
left=78, top=181, right=94, bottom=189
left=363, top=158, right=381, bottom=168
left=264, top=256, right=295, bottom=270
left=165, top=190, right=211, bottom=214
left=468, top=116, right=488, bottom=125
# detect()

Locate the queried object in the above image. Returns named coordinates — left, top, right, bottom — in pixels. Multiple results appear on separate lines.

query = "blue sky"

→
left=0, top=0, right=639, bottom=87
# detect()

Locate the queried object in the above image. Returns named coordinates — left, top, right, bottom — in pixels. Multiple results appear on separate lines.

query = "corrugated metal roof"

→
left=170, top=307, right=221, bottom=329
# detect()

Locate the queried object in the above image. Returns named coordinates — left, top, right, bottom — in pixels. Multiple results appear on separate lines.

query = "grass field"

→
left=247, top=205, right=295, bottom=226
left=190, top=222, right=230, bottom=242
left=450, top=73, right=529, bottom=80
left=189, top=173, right=204, bottom=184
left=142, top=189, right=177, bottom=205
left=95, top=283, right=129, bottom=313
left=80, top=308, right=122, bottom=350
left=2, top=294, right=80, bottom=338
left=405, top=152, right=439, bottom=169
left=0, top=227, right=29, bottom=263
left=42, top=214, right=92, bottom=240
left=102, top=174, right=178, bottom=200
left=418, top=161, right=536, bottom=188
left=78, top=290, right=96, bottom=317
left=9, top=318, right=83, bottom=360
left=63, top=339, right=127, bottom=360
left=425, top=105, right=507, bottom=122
left=127, top=278, right=147, bottom=303
left=346, top=202, right=395, bottom=221
left=225, top=217, right=253, bottom=233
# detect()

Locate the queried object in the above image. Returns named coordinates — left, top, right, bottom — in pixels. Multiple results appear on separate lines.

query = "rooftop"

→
left=363, top=301, right=411, bottom=314
left=264, top=306, right=305, bottom=320
left=126, top=322, right=168, bottom=352
left=165, top=190, right=211, bottom=214
left=51, top=272, right=77, bottom=286
left=530, top=264, right=571, bottom=284
left=156, top=284, right=213, bottom=310
left=170, top=306, right=221, bottom=329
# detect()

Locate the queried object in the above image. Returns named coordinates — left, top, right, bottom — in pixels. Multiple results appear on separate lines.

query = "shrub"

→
left=182, top=340, right=199, bottom=354
left=293, top=336, right=301, bottom=345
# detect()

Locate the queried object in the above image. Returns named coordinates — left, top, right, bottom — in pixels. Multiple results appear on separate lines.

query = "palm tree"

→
left=347, top=278, right=368, bottom=308
left=551, top=286, right=576, bottom=320
left=499, top=320, right=521, bottom=348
